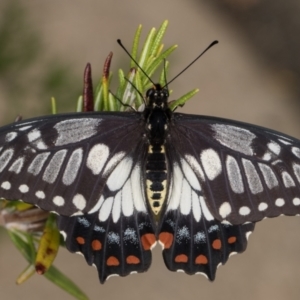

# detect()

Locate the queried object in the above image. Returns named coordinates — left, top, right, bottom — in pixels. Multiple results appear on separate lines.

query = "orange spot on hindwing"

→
left=126, top=255, right=140, bottom=264
left=175, top=254, right=188, bottom=263
left=141, top=233, right=156, bottom=250
left=228, top=236, right=237, bottom=244
left=76, top=237, right=85, bottom=245
left=212, top=239, right=222, bottom=250
left=195, top=254, right=208, bottom=265
left=159, top=232, right=173, bottom=249
left=91, top=240, right=102, bottom=251
left=107, top=256, right=120, bottom=266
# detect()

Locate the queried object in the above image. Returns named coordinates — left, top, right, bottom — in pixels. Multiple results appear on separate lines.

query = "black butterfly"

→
left=1, top=76, right=300, bottom=283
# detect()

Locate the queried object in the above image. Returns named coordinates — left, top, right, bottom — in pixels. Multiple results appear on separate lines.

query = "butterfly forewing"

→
left=168, top=113, right=300, bottom=225
left=0, top=112, right=145, bottom=216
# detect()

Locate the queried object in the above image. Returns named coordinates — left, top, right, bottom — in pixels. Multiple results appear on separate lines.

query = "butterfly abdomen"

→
left=146, top=144, right=168, bottom=215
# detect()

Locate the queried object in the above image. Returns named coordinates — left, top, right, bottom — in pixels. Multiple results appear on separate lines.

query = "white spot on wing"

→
left=262, top=152, right=272, bottom=161
left=184, top=154, right=205, bottom=182
left=267, top=141, right=281, bottom=155
left=219, top=202, right=232, bottom=218
left=99, top=197, right=113, bottom=222
left=226, top=155, right=244, bottom=194
left=27, top=129, right=47, bottom=149
left=211, top=124, right=256, bottom=155
left=282, top=171, right=295, bottom=188
left=0, top=149, right=14, bottom=172
left=293, top=198, right=300, bottom=206
left=88, top=195, right=105, bottom=214
left=112, top=192, right=121, bottom=223
left=192, top=191, right=201, bottom=222
left=106, top=157, right=133, bottom=191
left=258, top=163, right=278, bottom=189
left=54, top=118, right=101, bottom=146
left=239, top=206, right=251, bottom=215
left=53, top=196, right=65, bottom=206
left=28, top=152, right=50, bottom=175
left=167, top=163, right=183, bottom=210
left=5, top=132, right=17, bottom=142
left=242, top=159, right=263, bottom=194
left=122, top=179, right=134, bottom=217
left=180, top=179, right=192, bottom=215
left=62, top=148, right=83, bottom=185
left=293, top=163, right=300, bottom=183
left=201, top=149, right=222, bottom=180
left=72, top=194, right=86, bottom=210
left=199, top=196, right=214, bottom=221
left=1, top=181, right=11, bottom=190
left=87, top=144, right=109, bottom=175
left=103, top=152, right=126, bottom=176
left=275, top=198, right=285, bottom=207
left=19, top=184, right=29, bottom=193
left=35, top=190, right=45, bottom=199
left=246, top=231, right=252, bottom=240
left=131, top=165, right=147, bottom=212
left=43, top=150, right=67, bottom=183
left=27, top=129, right=41, bottom=142
left=181, top=158, right=201, bottom=191
left=8, top=156, right=25, bottom=174
left=292, top=147, right=300, bottom=158
left=60, top=231, right=67, bottom=240
left=258, top=202, right=268, bottom=211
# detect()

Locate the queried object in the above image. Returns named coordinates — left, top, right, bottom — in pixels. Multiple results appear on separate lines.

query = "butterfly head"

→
left=146, top=84, right=169, bottom=109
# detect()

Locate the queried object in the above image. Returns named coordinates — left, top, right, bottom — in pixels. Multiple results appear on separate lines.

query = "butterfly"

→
left=1, top=48, right=300, bottom=284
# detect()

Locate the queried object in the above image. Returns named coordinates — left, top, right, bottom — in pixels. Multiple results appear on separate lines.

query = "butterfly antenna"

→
left=163, top=40, right=219, bottom=88
left=109, top=90, right=137, bottom=112
left=117, top=39, right=156, bottom=86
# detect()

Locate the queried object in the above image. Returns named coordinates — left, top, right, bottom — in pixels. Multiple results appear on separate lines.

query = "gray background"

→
left=0, top=1, right=300, bottom=299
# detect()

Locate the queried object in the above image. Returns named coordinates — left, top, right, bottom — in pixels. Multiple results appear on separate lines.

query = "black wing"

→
left=165, top=113, right=300, bottom=225
left=0, top=112, right=157, bottom=282
left=0, top=112, right=144, bottom=215
left=58, top=211, right=155, bottom=283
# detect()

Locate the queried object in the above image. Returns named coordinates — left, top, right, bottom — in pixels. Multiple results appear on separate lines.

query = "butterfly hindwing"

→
left=58, top=210, right=155, bottom=283
left=159, top=210, right=255, bottom=280
left=168, top=113, right=300, bottom=225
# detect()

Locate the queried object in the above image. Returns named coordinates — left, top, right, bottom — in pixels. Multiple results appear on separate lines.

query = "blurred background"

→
left=0, top=0, right=300, bottom=299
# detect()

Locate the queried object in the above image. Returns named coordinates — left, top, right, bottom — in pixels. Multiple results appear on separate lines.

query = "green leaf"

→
left=149, top=20, right=168, bottom=57
left=169, top=88, right=199, bottom=111
left=45, top=266, right=88, bottom=300
left=131, top=24, right=142, bottom=68
left=143, top=45, right=177, bottom=85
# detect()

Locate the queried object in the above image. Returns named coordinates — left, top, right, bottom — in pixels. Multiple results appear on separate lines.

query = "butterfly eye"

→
left=146, top=88, right=154, bottom=98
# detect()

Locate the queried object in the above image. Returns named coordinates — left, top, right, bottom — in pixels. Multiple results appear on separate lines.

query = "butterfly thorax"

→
left=144, top=84, right=171, bottom=216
